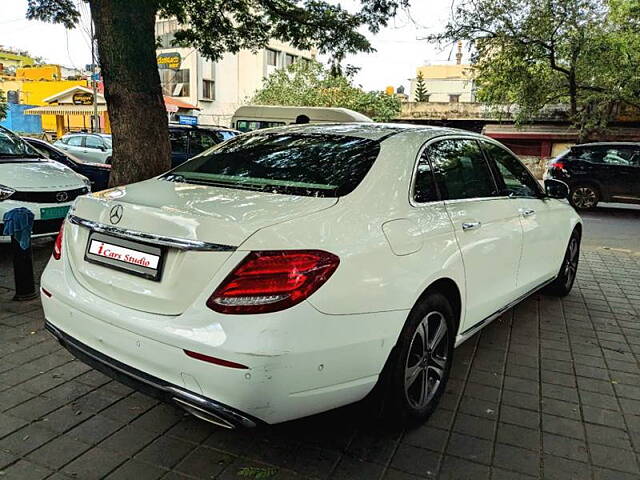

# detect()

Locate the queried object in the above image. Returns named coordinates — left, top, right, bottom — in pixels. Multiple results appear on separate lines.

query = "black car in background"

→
left=546, top=142, right=640, bottom=209
left=25, top=125, right=239, bottom=191
left=25, top=137, right=111, bottom=191
left=168, top=124, right=238, bottom=168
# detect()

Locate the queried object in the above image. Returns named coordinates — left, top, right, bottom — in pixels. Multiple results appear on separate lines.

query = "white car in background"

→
left=41, top=124, right=581, bottom=428
left=54, top=133, right=112, bottom=164
left=0, top=126, right=90, bottom=242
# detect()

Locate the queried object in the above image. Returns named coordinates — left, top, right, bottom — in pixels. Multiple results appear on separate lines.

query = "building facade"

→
left=409, top=44, right=475, bottom=103
left=155, top=19, right=316, bottom=127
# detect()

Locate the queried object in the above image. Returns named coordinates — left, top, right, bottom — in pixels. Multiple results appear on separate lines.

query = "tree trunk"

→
left=89, top=0, right=171, bottom=187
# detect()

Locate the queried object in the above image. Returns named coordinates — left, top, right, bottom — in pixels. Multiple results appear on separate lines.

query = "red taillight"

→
left=207, top=250, right=340, bottom=314
left=549, top=161, right=565, bottom=170
left=53, top=223, right=64, bottom=260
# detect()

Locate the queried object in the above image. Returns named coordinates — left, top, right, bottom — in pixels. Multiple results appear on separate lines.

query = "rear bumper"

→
left=40, top=253, right=407, bottom=424
left=45, top=321, right=258, bottom=429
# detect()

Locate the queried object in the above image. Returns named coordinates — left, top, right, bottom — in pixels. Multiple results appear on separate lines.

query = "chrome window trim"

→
left=67, top=215, right=236, bottom=252
left=409, top=134, right=503, bottom=208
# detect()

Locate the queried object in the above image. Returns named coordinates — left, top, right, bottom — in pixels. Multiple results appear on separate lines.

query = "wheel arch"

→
left=414, top=277, right=462, bottom=336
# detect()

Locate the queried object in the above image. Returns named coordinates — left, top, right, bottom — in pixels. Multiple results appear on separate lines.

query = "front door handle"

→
left=521, top=208, right=536, bottom=217
left=462, top=221, right=482, bottom=231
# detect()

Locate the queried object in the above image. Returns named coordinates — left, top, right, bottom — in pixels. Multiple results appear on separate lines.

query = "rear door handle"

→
left=520, top=208, right=536, bottom=217
left=462, top=222, right=482, bottom=231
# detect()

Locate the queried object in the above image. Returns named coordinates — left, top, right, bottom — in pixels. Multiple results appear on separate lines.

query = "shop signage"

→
left=178, top=115, right=198, bottom=126
left=72, top=92, right=94, bottom=105
left=157, top=52, right=181, bottom=70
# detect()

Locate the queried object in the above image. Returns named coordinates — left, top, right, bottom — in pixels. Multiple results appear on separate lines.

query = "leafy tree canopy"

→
left=430, top=0, right=640, bottom=138
left=252, top=60, right=401, bottom=122
left=28, top=0, right=409, bottom=64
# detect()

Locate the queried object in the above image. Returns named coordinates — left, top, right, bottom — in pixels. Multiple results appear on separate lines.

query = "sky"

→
left=0, top=0, right=461, bottom=92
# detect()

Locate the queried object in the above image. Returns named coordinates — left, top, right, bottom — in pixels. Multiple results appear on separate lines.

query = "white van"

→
left=231, top=105, right=372, bottom=132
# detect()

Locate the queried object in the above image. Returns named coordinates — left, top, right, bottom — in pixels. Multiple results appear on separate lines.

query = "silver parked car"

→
left=54, top=133, right=112, bottom=164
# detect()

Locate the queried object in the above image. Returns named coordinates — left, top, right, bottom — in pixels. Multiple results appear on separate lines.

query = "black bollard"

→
left=11, top=236, right=37, bottom=301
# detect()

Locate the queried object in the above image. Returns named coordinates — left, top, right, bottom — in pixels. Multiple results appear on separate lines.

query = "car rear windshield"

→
left=164, top=133, right=381, bottom=197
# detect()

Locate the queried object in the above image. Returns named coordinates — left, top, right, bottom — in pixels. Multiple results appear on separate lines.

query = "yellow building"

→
left=16, top=65, right=62, bottom=81
left=410, top=43, right=475, bottom=103
left=25, top=85, right=109, bottom=138
left=0, top=78, right=91, bottom=131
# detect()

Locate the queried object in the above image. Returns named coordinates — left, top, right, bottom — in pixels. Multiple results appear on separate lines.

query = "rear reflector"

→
left=549, top=161, right=565, bottom=170
left=207, top=250, right=340, bottom=314
left=184, top=349, right=249, bottom=369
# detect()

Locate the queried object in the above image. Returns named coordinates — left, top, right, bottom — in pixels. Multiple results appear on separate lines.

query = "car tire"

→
left=380, top=291, right=456, bottom=424
left=569, top=184, right=599, bottom=210
left=105, top=156, right=112, bottom=165
left=545, top=229, right=581, bottom=297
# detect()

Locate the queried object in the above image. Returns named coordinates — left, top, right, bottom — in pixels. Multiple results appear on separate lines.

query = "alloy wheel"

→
left=404, top=311, right=449, bottom=410
left=564, top=237, right=579, bottom=289
left=571, top=187, right=597, bottom=209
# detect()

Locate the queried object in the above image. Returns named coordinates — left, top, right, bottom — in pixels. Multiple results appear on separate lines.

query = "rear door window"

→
left=85, top=136, right=104, bottom=149
left=189, top=130, right=224, bottom=155
left=413, top=149, right=439, bottom=203
left=169, top=129, right=189, bottom=154
left=66, top=136, right=84, bottom=147
left=570, top=146, right=638, bottom=166
left=427, top=139, right=498, bottom=200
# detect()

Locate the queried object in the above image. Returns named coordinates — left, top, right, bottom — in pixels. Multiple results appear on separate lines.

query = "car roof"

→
left=62, top=132, right=111, bottom=138
left=168, top=123, right=238, bottom=132
left=248, top=122, right=481, bottom=141
left=572, top=142, right=640, bottom=148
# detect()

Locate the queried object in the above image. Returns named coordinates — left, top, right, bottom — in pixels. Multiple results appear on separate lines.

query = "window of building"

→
left=266, top=49, right=279, bottom=67
left=285, top=54, right=297, bottom=67
left=427, top=139, right=497, bottom=200
left=160, top=68, right=190, bottom=97
left=155, top=19, right=179, bottom=49
left=202, top=79, right=215, bottom=100
left=449, top=94, right=460, bottom=103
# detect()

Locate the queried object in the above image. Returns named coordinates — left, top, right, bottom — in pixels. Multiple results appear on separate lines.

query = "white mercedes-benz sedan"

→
left=41, top=124, right=581, bottom=428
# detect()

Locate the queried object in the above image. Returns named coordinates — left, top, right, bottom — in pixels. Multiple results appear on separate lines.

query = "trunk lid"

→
left=66, top=179, right=337, bottom=315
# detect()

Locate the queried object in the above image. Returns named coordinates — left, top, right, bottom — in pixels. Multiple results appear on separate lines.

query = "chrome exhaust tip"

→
left=173, top=397, right=235, bottom=429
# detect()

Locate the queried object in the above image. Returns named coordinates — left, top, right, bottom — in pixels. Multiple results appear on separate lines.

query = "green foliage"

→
left=27, top=0, right=409, bottom=64
left=414, top=71, right=429, bottom=102
left=252, top=60, right=401, bottom=122
left=431, top=0, right=640, bottom=138
left=0, top=90, right=7, bottom=121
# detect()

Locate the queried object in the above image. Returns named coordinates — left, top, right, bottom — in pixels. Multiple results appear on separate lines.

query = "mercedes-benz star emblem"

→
left=56, top=192, right=69, bottom=202
left=109, top=205, right=123, bottom=225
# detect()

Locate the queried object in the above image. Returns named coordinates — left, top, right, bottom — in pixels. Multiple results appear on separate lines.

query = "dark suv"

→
left=545, top=142, right=640, bottom=209
left=168, top=124, right=238, bottom=168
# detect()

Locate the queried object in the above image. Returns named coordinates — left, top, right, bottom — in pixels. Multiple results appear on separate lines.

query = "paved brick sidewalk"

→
left=1, top=240, right=639, bottom=479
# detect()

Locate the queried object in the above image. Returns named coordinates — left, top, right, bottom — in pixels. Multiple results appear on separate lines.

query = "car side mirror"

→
left=544, top=179, right=569, bottom=199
